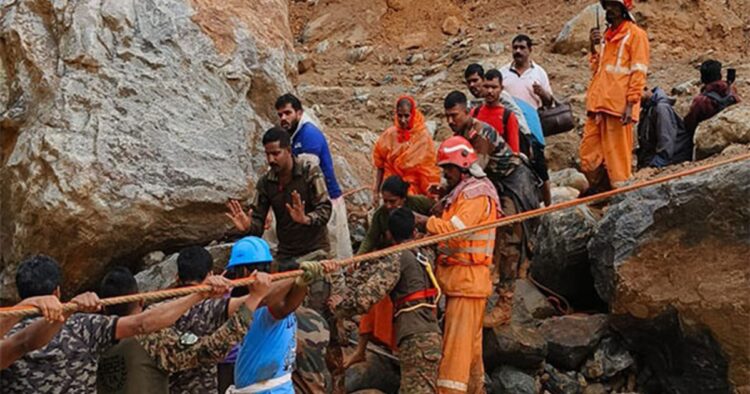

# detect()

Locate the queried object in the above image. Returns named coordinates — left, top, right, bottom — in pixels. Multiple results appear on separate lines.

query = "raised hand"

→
left=286, top=191, right=310, bottom=225
left=225, top=200, right=252, bottom=232
left=20, top=295, right=65, bottom=322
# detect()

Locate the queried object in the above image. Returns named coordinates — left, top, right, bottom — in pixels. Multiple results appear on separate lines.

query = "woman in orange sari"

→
left=372, top=96, right=441, bottom=207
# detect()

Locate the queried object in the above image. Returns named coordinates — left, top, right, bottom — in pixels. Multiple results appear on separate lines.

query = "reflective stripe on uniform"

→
left=437, top=379, right=468, bottom=392
left=450, top=215, right=467, bottom=230
left=226, top=373, right=292, bottom=393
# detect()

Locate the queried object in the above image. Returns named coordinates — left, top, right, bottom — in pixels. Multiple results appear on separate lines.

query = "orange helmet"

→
left=437, top=136, right=477, bottom=170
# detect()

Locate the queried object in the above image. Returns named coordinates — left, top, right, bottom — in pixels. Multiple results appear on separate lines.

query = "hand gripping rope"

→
left=1, top=153, right=748, bottom=318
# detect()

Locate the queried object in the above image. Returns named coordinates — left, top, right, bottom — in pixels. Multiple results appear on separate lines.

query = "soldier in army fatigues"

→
left=325, top=207, right=443, bottom=393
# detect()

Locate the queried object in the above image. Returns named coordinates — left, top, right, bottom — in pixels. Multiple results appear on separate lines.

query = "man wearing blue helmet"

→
left=223, top=236, right=324, bottom=394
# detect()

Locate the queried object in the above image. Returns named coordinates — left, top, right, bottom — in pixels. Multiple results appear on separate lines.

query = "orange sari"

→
left=373, top=96, right=441, bottom=195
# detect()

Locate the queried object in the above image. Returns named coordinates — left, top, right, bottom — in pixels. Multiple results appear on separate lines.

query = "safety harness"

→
left=393, top=251, right=442, bottom=317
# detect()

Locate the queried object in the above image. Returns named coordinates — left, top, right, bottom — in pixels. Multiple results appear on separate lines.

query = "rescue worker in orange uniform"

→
left=414, top=136, right=500, bottom=394
left=372, top=95, right=441, bottom=206
left=580, top=0, right=649, bottom=193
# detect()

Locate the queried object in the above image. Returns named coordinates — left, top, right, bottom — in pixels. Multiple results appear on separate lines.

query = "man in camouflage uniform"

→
left=0, top=256, right=230, bottom=394
left=95, top=266, right=273, bottom=394
left=226, top=126, right=338, bottom=393
left=325, top=207, right=442, bottom=393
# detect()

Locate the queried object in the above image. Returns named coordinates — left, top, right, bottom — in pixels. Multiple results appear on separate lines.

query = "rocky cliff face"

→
left=0, top=0, right=297, bottom=300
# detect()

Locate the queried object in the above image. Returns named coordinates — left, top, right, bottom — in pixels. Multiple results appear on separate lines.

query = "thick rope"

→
left=2, top=153, right=748, bottom=318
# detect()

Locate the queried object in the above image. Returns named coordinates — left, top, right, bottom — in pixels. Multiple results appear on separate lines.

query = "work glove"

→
left=296, top=261, right=325, bottom=286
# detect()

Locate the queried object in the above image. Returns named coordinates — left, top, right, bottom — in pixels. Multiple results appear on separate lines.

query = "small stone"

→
left=142, top=251, right=165, bottom=267
left=583, top=337, right=635, bottom=380
left=315, top=40, right=329, bottom=53
left=441, top=16, right=461, bottom=36
left=298, top=58, right=315, bottom=74
left=386, top=0, right=406, bottom=11
left=512, top=279, right=557, bottom=325
left=671, top=80, right=697, bottom=96
left=347, top=46, right=373, bottom=64
left=490, top=366, right=537, bottom=394
left=550, top=168, right=589, bottom=192
left=412, top=74, right=424, bottom=82
left=583, top=383, right=607, bottom=394
left=541, top=363, right=582, bottom=394
left=486, top=23, right=497, bottom=31
left=539, top=314, right=609, bottom=370
left=406, top=53, right=424, bottom=65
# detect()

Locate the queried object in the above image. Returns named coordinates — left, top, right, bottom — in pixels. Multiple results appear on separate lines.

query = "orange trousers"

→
left=437, top=296, right=486, bottom=394
left=358, top=297, right=396, bottom=350
left=579, top=113, right=634, bottom=186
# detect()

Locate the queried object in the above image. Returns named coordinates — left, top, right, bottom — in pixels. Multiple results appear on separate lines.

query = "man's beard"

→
left=282, top=119, right=299, bottom=132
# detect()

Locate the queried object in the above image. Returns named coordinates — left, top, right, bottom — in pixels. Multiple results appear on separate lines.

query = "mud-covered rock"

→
left=539, top=315, right=609, bottom=371
left=588, top=161, right=749, bottom=388
left=345, top=352, right=400, bottom=393
left=512, top=279, right=557, bottom=325
left=694, top=105, right=750, bottom=160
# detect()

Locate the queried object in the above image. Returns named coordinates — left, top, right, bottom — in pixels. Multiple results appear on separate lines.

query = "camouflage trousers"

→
left=399, top=332, right=442, bottom=394
left=295, top=306, right=332, bottom=394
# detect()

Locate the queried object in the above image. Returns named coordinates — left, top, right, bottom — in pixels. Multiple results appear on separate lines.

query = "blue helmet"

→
left=226, top=236, right=273, bottom=269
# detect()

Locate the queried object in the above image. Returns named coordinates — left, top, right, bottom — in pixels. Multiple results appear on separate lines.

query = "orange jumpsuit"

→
left=427, top=179, right=498, bottom=394
left=373, top=98, right=441, bottom=195
left=581, top=20, right=649, bottom=187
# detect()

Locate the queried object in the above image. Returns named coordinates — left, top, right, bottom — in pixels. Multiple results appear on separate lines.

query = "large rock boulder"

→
left=589, top=161, right=750, bottom=389
left=694, top=105, right=750, bottom=160
left=483, top=324, right=548, bottom=371
left=552, top=3, right=606, bottom=55
left=0, top=0, right=299, bottom=301
left=539, top=314, right=609, bottom=371
left=531, top=206, right=604, bottom=310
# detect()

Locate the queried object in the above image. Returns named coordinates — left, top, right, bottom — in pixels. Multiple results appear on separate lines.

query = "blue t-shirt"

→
left=515, top=97, right=545, bottom=146
left=234, top=307, right=296, bottom=393
left=292, top=122, right=343, bottom=199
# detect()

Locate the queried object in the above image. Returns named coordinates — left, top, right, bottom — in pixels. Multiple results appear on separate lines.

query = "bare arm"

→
left=0, top=319, right=66, bottom=369
left=115, top=293, right=205, bottom=340
left=372, top=168, right=384, bottom=208
left=267, top=279, right=307, bottom=320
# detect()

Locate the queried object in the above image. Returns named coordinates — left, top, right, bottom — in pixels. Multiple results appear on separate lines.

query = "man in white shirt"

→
left=500, top=35, right=554, bottom=110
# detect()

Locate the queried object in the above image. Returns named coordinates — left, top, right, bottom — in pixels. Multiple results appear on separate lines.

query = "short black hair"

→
left=464, top=63, right=485, bottom=79
left=444, top=91, right=468, bottom=110
left=177, top=246, right=213, bottom=284
left=15, top=255, right=62, bottom=299
left=275, top=93, right=303, bottom=111
left=262, top=126, right=291, bottom=148
left=99, top=266, right=139, bottom=317
left=484, top=69, right=503, bottom=83
left=381, top=175, right=410, bottom=198
left=388, top=207, right=416, bottom=243
left=700, top=60, right=722, bottom=84
left=512, top=34, right=533, bottom=48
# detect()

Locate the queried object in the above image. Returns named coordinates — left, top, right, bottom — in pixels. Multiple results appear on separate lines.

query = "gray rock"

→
left=670, top=80, right=697, bottom=96
left=539, top=314, right=609, bottom=370
left=489, top=366, right=537, bottom=394
left=549, top=168, right=589, bottom=193
left=541, top=363, right=583, bottom=394
left=345, top=352, right=400, bottom=393
left=512, top=279, right=557, bottom=325
left=135, top=243, right=233, bottom=292
left=142, top=251, right=166, bottom=267
left=483, top=324, right=548, bottom=370
left=550, top=186, right=580, bottom=204
left=552, top=3, right=605, bottom=55
left=347, top=46, right=373, bottom=64
left=406, top=53, right=424, bottom=65
left=0, top=0, right=303, bottom=301
left=315, top=40, right=330, bottom=53
left=582, top=337, right=634, bottom=380
left=694, top=105, right=750, bottom=160
left=530, top=206, right=601, bottom=309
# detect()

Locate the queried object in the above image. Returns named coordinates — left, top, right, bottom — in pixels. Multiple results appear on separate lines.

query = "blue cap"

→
left=226, top=236, right=273, bottom=268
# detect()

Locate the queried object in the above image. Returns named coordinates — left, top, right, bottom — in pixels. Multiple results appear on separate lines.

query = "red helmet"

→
left=437, top=136, right=477, bottom=170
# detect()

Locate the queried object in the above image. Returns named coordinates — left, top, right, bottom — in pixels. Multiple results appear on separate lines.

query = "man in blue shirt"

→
left=513, top=97, right=551, bottom=206
left=274, top=94, right=353, bottom=260
left=225, top=237, right=324, bottom=394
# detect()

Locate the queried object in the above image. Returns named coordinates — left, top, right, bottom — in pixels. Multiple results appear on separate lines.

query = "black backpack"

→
left=702, top=91, right=737, bottom=112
